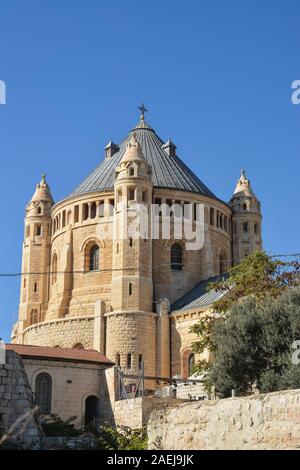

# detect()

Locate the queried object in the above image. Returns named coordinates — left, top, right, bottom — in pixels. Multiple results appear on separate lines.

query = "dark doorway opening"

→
left=84, top=395, right=99, bottom=426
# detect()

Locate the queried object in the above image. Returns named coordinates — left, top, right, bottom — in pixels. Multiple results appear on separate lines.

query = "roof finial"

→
left=240, top=169, right=247, bottom=182
left=138, top=103, right=148, bottom=121
left=41, top=174, right=46, bottom=185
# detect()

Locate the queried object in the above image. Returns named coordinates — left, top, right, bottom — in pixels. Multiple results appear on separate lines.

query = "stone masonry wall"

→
left=113, top=396, right=184, bottom=429
left=147, top=389, right=300, bottom=450
left=105, top=312, right=157, bottom=381
left=22, top=315, right=94, bottom=348
left=0, top=350, right=42, bottom=449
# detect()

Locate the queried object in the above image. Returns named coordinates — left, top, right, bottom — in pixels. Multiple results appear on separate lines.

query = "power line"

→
left=0, top=253, right=299, bottom=278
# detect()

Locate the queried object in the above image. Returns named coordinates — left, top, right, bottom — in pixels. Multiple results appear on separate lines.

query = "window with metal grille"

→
left=35, top=373, right=52, bottom=415
left=171, top=244, right=182, bottom=270
left=90, top=245, right=99, bottom=271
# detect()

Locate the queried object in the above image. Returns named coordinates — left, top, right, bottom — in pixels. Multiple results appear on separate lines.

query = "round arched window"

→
left=35, top=372, right=52, bottom=415
left=89, top=245, right=100, bottom=271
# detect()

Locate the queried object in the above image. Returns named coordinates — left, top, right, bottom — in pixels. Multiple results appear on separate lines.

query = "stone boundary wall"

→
left=0, top=350, right=42, bottom=449
left=147, top=389, right=300, bottom=450
left=113, top=396, right=185, bottom=429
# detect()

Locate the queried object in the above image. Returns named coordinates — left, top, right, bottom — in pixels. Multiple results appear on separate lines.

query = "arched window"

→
left=35, top=373, right=52, bottom=415
left=73, top=343, right=84, bottom=350
left=171, top=244, right=182, bottom=270
left=138, top=354, right=143, bottom=370
left=52, top=254, right=58, bottom=285
left=128, top=283, right=132, bottom=295
left=89, top=245, right=99, bottom=271
left=129, top=167, right=135, bottom=177
left=219, top=251, right=227, bottom=276
left=37, top=206, right=42, bottom=215
left=188, top=353, right=195, bottom=377
left=127, top=353, right=132, bottom=370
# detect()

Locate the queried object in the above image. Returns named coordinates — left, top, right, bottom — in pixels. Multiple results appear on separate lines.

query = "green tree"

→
left=211, top=251, right=298, bottom=313
left=206, top=289, right=300, bottom=397
left=191, top=251, right=300, bottom=372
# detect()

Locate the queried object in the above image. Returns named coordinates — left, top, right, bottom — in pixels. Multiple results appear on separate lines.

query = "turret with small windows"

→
left=16, top=175, right=54, bottom=340
left=107, top=129, right=157, bottom=384
left=111, top=131, right=153, bottom=312
left=229, top=169, right=262, bottom=263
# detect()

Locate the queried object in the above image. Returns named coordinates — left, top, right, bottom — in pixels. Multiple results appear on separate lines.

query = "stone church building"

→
left=10, top=109, right=263, bottom=423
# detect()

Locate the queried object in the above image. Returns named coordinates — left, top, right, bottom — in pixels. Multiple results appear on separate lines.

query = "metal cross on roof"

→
left=138, top=103, right=148, bottom=120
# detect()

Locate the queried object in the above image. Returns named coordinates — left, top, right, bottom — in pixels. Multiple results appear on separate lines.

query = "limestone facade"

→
left=24, top=359, right=103, bottom=428
left=12, top=114, right=263, bottom=386
left=5, top=344, right=113, bottom=429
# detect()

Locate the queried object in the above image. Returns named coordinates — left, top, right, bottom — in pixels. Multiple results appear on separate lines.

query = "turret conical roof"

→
left=120, top=132, right=145, bottom=163
left=232, top=169, right=255, bottom=198
left=30, top=174, right=54, bottom=204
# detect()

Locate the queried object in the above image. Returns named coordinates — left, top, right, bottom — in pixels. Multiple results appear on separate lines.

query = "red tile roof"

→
left=6, top=344, right=113, bottom=365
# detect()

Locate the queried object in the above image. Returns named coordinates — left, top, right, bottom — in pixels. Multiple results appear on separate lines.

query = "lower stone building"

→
left=5, top=344, right=113, bottom=429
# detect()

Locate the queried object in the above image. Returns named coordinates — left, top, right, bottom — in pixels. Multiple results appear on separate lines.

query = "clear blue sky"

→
left=1, top=0, right=299, bottom=342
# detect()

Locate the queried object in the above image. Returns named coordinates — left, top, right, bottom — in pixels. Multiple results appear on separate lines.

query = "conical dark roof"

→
left=70, top=118, right=217, bottom=198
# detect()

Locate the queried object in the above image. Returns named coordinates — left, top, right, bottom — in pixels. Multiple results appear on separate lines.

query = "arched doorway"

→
left=84, top=395, right=99, bottom=426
